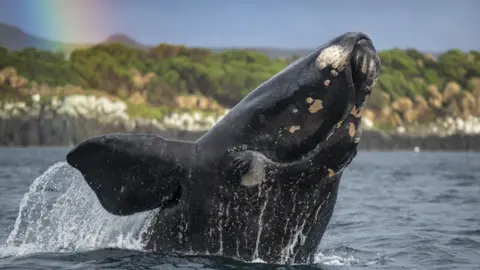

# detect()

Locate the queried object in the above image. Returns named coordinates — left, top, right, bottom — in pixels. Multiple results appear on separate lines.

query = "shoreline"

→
left=1, top=126, right=479, bottom=152
left=1, top=95, right=479, bottom=151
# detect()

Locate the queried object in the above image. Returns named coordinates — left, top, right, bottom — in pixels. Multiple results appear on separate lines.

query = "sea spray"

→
left=2, top=162, right=156, bottom=257
left=0, top=162, right=369, bottom=266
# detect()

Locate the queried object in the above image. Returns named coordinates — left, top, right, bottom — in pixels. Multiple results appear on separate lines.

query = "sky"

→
left=0, top=0, right=479, bottom=51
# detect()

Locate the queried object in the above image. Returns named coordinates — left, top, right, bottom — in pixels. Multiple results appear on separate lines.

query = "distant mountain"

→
left=103, top=33, right=150, bottom=49
left=0, top=22, right=444, bottom=59
left=0, top=22, right=313, bottom=58
left=0, top=22, right=90, bottom=52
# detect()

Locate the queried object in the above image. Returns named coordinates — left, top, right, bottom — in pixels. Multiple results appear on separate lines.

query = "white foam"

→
left=1, top=162, right=155, bottom=257
left=314, top=252, right=360, bottom=266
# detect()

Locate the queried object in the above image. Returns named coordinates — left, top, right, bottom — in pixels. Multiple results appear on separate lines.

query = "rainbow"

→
left=18, top=0, right=108, bottom=45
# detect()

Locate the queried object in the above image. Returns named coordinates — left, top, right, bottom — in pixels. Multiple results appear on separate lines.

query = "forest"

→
left=1, top=43, right=479, bottom=129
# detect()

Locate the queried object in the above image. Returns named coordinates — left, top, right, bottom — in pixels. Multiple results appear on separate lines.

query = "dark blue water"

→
left=0, top=148, right=479, bottom=269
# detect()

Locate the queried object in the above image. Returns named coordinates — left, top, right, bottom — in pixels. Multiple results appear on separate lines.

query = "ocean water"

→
left=0, top=148, right=478, bottom=270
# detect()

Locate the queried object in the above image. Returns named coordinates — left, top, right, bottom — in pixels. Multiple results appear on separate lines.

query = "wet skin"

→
left=66, top=32, right=381, bottom=264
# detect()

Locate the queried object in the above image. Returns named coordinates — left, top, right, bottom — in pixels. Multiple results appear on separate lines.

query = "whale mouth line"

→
left=351, top=37, right=379, bottom=98
left=350, top=38, right=375, bottom=97
left=350, top=43, right=362, bottom=99
left=281, top=38, right=373, bottom=163
left=299, top=38, right=375, bottom=164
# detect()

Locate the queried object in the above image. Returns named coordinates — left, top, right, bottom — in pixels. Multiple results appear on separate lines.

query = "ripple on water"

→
left=0, top=248, right=385, bottom=270
left=1, top=150, right=479, bottom=269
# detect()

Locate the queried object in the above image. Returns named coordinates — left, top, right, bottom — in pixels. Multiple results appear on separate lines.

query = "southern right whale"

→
left=66, top=32, right=381, bottom=264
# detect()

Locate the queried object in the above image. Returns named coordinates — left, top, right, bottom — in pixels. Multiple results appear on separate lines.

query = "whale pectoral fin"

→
left=231, top=152, right=253, bottom=175
left=237, top=115, right=360, bottom=184
left=66, top=133, right=195, bottom=216
left=228, top=151, right=266, bottom=187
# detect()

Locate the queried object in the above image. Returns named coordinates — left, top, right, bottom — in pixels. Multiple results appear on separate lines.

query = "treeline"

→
left=0, top=43, right=479, bottom=119
left=0, top=44, right=288, bottom=107
left=371, top=49, right=480, bottom=109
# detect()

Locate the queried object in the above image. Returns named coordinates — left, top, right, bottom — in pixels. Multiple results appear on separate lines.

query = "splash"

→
left=1, top=162, right=156, bottom=257
left=314, top=251, right=360, bottom=266
left=0, top=162, right=385, bottom=267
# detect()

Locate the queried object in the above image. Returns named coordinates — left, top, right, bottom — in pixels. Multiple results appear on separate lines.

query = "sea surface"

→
left=0, top=148, right=478, bottom=270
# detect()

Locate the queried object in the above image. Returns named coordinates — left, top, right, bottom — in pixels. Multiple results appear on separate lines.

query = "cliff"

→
left=0, top=95, right=210, bottom=146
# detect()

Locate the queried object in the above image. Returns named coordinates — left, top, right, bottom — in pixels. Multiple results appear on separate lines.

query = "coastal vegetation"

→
left=1, top=43, right=479, bottom=131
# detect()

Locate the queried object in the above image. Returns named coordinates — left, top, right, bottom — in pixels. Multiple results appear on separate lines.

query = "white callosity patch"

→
left=240, top=152, right=266, bottom=187
left=361, top=55, right=368, bottom=74
left=289, top=125, right=301, bottom=133
left=315, top=45, right=350, bottom=71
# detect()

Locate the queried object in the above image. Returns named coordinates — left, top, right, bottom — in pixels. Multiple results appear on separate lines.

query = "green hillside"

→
left=1, top=42, right=479, bottom=130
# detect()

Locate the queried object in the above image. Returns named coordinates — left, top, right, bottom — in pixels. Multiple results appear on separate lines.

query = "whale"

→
left=66, top=32, right=380, bottom=264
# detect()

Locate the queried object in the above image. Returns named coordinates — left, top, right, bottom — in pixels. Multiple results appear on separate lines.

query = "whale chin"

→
left=265, top=33, right=380, bottom=163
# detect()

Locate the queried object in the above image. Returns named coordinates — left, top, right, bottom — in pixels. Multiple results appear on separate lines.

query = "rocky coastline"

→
left=359, top=130, right=480, bottom=151
left=1, top=95, right=479, bottom=151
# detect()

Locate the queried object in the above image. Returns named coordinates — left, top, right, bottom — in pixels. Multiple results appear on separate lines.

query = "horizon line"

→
left=0, top=22, right=471, bottom=53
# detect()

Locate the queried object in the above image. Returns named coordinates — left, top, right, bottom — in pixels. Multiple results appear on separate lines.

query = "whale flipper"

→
left=66, top=133, right=196, bottom=216
left=229, top=113, right=361, bottom=187
left=231, top=152, right=253, bottom=175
